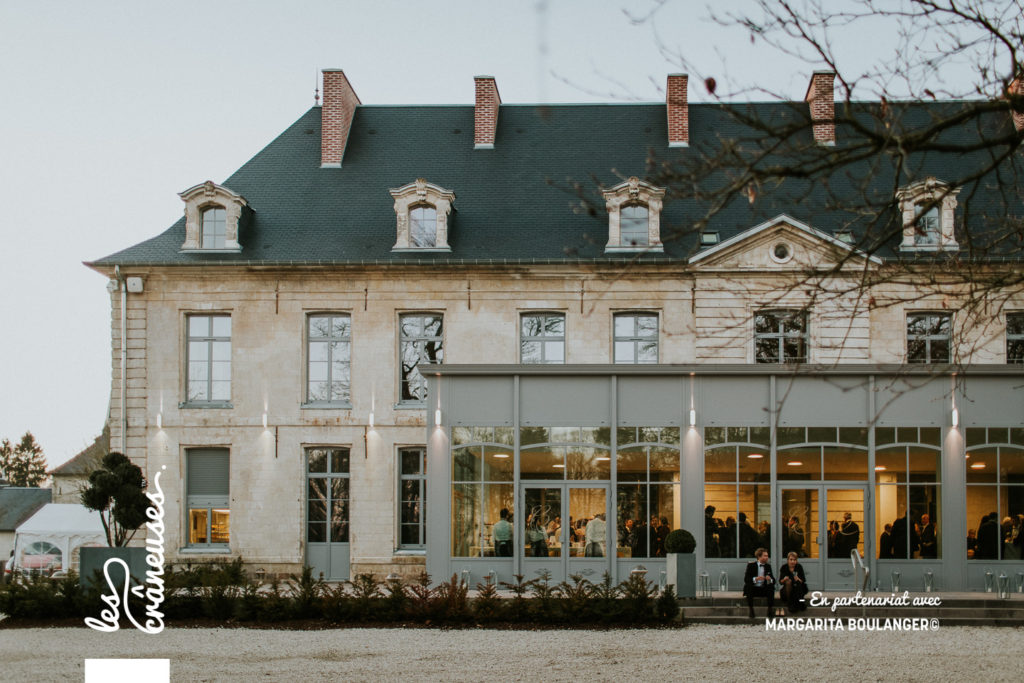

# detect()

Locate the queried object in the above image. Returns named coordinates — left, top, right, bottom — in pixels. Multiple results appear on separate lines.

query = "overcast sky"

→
left=0, top=1, right=971, bottom=470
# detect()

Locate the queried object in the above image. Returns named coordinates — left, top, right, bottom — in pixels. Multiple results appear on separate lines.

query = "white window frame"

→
left=390, top=178, right=455, bottom=252
left=896, top=177, right=960, bottom=251
left=906, top=311, right=952, bottom=364
left=1007, top=312, right=1024, bottom=364
left=520, top=312, right=566, bottom=364
left=396, top=446, right=427, bottom=550
left=304, top=313, right=352, bottom=407
left=753, top=309, right=809, bottom=364
left=602, top=176, right=665, bottom=253
left=182, top=313, right=232, bottom=408
left=398, top=312, right=444, bottom=406
left=179, top=181, right=247, bottom=252
left=613, top=312, right=660, bottom=364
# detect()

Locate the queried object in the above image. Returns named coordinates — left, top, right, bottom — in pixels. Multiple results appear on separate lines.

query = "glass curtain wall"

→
left=615, top=427, right=681, bottom=558
left=965, top=428, right=1024, bottom=560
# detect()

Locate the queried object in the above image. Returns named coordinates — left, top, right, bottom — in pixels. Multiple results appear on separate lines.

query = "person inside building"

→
left=650, top=515, right=669, bottom=557
left=879, top=523, right=894, bottom=559
left=738, top=512, right=759, bottom=559
left=527, top=512, right=548, bottom=557
left=919, top=513, right=937, bottom=559
left=720, top=516, right=737, bottom=557
left=743, top=547, right=775, bottom=619
left=966, top=528, right=977, bottom=558
left=778, top=551, right=808, bottom=613
left=585, top=512, right=606, bottom=557
left=976, top=512, right=999, bottom=559
left=787, top=516, right=805, bottom=557
left=704, top=506, right=719, bottom=558
left=493, top=507, right=513, bottom=557
left=837, top=512, right=860, bottom=558
left=890, top=510, right=919, bottom=559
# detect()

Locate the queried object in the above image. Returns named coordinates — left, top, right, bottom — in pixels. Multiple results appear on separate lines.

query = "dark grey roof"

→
left=87, top=100, right=1023, bottom=268
left=50, top=423, right=108, bottom=476
left=0, top=487, right=51, bottom=531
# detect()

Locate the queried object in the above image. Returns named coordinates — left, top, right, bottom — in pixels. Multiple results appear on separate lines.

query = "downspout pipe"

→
left=114, top=265, right=127, bottom=454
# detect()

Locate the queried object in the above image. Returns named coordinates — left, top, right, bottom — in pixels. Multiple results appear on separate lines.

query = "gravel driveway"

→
left=0, top=624, right=1019, bottom=682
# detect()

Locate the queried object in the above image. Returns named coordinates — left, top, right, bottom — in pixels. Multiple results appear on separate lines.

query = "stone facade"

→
left=96, top=239, right=1023, bottom=578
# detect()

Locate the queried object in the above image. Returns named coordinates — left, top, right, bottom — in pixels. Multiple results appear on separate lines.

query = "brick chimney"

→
left=474, top=76, right=501, bottom=149
left=321, top=69, right=361, bottom=168
left=667, top=74, right=689, bottom=147
left=805, top=70, right=836, bottom=145
left=1009, top=75, right=1024, bottom=132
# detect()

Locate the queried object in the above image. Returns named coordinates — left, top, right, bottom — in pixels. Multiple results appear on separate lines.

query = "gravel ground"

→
left=0, top=624, right=1019, bottom=682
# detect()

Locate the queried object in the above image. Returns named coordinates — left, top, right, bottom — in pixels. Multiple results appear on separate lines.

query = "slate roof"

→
left=87, top=100, right=1024, bottom=268
left=0, top=487, right=52, bottom=532
left=50, top=423, right=108, bottom=477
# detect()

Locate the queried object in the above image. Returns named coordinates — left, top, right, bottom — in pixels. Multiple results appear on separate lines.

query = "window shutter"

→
left=187, top=449, right=229, bottom=498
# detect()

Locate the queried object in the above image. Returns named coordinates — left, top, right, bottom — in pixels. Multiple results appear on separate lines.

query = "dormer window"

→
left=201, top=207, right=227, bottom=249
left=179, top=181, right=247, bottom=252
left=410, top=205, right=438, bottom=248
left=620, top=205, right=650, bottom=246
left=913, top=205, right=940, bottom=246
left=896, top=177, right=959, bottom=252
left=602, top=177, right=665, bottom=253
left=390, top=179, right=454, bottom=252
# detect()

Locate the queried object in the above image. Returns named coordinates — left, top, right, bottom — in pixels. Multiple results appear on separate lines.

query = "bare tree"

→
left=568, top=1, right=1024, bottom=373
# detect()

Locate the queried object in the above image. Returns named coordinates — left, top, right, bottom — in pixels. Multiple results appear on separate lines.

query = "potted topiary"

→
left=79, top=452, right=151, bottom=589
left=664, top=528, right=697, bottom=598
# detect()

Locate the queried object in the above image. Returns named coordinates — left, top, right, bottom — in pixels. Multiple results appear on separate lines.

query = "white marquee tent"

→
left=12, top=503, right=106, bottom=574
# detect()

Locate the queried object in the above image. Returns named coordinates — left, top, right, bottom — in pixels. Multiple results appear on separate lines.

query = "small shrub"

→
left=432, top=573, right=469, bottom=622
left=620, top=572, right=658, bottom=623
left=472, top=576, right=503, bottom=622
left=288, top=566, right=323, bottom=619
left=528, top=569, right=558, bottom=621
left=664, top=529, right=696, bottom=554
left=406, top=571, right=434, bottom=621
left=558, top=573, right=594, bottom=621
left=349, top=573, right=382, bottom=622
left=592, top=572, right=622, bottom=623
left=322, top=582, right=353, bottom=623
left=499, top=573, right=531, bottom=622
left=382, top=576, right=408, bottom=621
left=656, top=584, right=681, bottom=621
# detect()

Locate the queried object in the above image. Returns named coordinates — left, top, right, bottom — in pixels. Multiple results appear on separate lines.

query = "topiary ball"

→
left=664, top=529, right=696, bottom=554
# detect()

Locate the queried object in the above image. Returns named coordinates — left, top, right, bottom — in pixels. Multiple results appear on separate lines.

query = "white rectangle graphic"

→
left=85, top=659, right=170, bottom=682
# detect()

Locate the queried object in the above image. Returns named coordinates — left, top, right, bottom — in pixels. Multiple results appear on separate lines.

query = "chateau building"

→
left=87, top=69, right=1024, bottom=591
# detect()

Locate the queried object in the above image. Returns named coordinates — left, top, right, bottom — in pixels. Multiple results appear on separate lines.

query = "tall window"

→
left=410, top=205, right=437, bottom=248
left=616, top=427, right=681, bottom=559
left=399, top=313, right=443, bottom=404
left=914, top=204, right=940, bottom=246
left=186, top=314, right=231, bottom=404
left=451, top=427, right=515, bottom=557
left=201, top=207, right=227, bottom=249
left=965, top=428, right=1024, bottom=560
left=907, top=312, right=951, bottom=363
left=306, top=447, right=350, bottom=544
left=614, top=313, right=658, bottom=363
left=704, top=427, right=770, bottom=559
left=521, top=313, right=565, bottom=364
left=187, top=448, right=230, bottom=547
left=619, top=205, right=649, bottom=246
left=754, top=310, right=808, bottom=363
left=874, top=428, right=942, bottom=560
left=1007, top=313, right=1024, bottom=363
left=399, top=447, right=427, bottom=549
left=307, top=314, right=351, bottom=404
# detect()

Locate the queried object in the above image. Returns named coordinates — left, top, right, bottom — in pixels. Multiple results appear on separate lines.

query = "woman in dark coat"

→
left=778, top=551, right=809, bottom=613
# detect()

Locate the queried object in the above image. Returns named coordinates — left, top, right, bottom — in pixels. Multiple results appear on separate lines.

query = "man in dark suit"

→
left=837, top=512, right=860, bottom=558
left=976, top=512, right=999, bottom=560
left=919, top=514, right=937, bottom=559
left=879, top=523, right=894, bottom=559
left=742, top=547, right=775, bottom=618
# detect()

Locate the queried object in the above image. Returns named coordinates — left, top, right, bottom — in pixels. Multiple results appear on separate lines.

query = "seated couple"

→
left=742, top=549, right=809, bottom=618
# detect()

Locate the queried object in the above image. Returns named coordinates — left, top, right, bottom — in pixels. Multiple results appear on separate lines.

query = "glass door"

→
left=566, top=485, right=609, bottom=580
left=522, top=486, right=563, bottom=580
left=823, top=486, right=866, bottom=589
left=779, top=486, right=821, bottom=589
left=521, top=484, right=610, bottom=582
